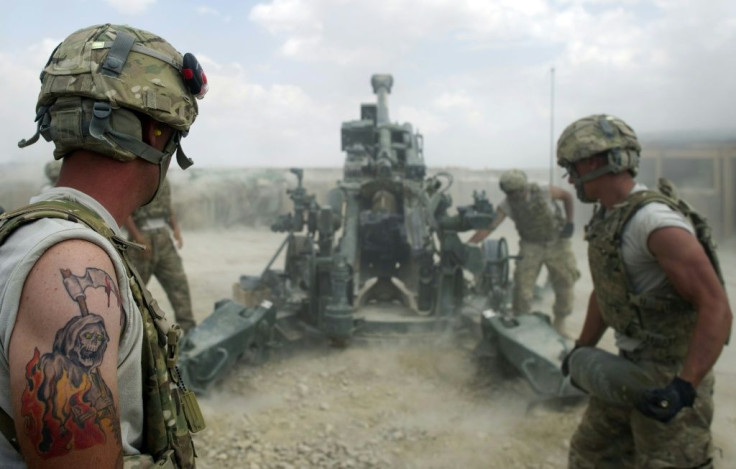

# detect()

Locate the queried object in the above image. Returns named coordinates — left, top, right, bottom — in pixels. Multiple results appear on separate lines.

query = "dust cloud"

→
left=2, top=165, right=734, bottom=468
left=165, top=222, right=735, bottom=468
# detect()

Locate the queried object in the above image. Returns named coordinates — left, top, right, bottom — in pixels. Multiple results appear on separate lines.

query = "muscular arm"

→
left=469, top=207, right=507, bottom=244
left=575, top=291, right=608, bottom=347
left=9, top=240, right=124, bottom=468
left=648, top=226, right=733, bottom=387
left=549, top=185, right=574, bottom=223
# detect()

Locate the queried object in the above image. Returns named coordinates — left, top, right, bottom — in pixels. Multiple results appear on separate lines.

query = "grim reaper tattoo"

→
left=21, top=267, right=122, bottom=458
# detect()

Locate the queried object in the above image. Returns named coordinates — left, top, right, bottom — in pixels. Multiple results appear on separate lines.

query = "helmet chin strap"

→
left=569, top=149, right=635, bottom=203
left=88, top=101, right=195, bottom=205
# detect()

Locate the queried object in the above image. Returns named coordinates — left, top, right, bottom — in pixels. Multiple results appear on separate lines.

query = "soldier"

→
left=557, top=114, right=732, bottom=468
left=0, top=24, right=207, bottom=467
left=124, top=177, right=196, bottom=334
left=470, top=169, right=579, bottom=330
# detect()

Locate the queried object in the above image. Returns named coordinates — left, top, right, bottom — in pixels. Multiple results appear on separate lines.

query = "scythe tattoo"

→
left=21, top=267, right=123, bottom=458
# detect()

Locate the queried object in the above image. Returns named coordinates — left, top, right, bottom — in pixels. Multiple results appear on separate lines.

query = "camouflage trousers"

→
left=128, top=228, right=196, bottom=334
left=512, top=237, right=579, bottom=318
left=569, top=359, right=714, bottom=469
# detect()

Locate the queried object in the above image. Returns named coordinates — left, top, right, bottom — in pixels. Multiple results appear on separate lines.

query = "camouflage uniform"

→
left=128, top=179, right=196, bottom=334
left=557, top=115, right=723, bottom=469
left=504, top=183, right=579, bottom=319
left=1, top=22, right=208, bottom=466
left=569, top=189, right=715, bottom=468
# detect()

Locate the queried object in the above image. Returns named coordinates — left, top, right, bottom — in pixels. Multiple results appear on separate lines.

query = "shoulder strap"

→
left=1, top=200, right=122, bottom=247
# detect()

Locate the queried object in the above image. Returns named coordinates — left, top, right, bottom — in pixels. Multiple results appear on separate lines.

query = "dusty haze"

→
left=1, top=165, right=734, bottom=468
left=172, top=226, right=735, bottom=469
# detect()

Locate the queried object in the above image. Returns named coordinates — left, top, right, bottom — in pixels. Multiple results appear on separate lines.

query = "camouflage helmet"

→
left=18, top=24, right=208, bottom=171
left=556, top=114, right=641, bottom=176
left=44, top=159, right=62, bottom=183
left=499, top=169, right=528, bottom=193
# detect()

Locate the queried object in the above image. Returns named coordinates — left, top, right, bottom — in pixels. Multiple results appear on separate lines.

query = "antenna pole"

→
left=549, top=67, right=555, bottom=187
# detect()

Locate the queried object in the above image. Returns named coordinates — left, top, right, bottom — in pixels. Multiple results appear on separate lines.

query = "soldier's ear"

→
left=143, top=120, right=172, bottom=151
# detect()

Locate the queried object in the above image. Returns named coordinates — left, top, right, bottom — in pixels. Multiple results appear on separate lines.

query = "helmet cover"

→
left=499, top=169, right=528, bottom=193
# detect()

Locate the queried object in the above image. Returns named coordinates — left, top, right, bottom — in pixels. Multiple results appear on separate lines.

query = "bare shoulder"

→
left=12, top=239, right=124, bottom=346
left=9, top=238, right=124, bottom=466
left=647, top=225, right=700, bottom=260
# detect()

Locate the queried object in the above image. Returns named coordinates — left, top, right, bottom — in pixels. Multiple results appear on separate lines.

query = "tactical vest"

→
left=584, top=179, right=724, bottom=362
left=133, top=178, right=173, bottom=225
left=507, top=183, right=565, bottom=243
left=0, top=200, right=205, bottom=468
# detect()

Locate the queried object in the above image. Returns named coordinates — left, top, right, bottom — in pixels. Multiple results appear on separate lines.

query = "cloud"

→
left=184, top=57, right=339, bottom=167
left=196, top=5, right=233, bottom=22
left=0, top=39, right=64, bottom=164
left=105, top=0, right=156, bottom=15
left=248, top=0, right=558, bottom=65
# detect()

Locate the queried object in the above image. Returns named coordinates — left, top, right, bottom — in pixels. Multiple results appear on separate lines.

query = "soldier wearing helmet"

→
left=470, top=169, right=579, bottom=332
left=558, top=114, right=732, bottom=468
left=0, top=24, right=208, bottom=467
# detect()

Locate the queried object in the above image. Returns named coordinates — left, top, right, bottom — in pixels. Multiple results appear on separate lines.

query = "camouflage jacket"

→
left=506, top=183, right=565, bottom=243
left=585, top=179, right=723, bottom=362
left=0, top=199, right=204, bottom=468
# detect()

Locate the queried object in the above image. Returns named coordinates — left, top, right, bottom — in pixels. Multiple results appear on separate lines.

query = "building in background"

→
left=638, top=133, right=736, bottom=240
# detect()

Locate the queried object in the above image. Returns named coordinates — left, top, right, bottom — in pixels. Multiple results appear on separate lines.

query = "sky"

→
left=0, top=0, right=734, bottom=170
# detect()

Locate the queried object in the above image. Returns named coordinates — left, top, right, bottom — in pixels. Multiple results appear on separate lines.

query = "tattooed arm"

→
left=8, top=239, right=124, bottom=468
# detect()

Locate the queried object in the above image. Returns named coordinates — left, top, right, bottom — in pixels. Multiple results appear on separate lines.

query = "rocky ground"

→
left=145, top=225, right=736, bottom=469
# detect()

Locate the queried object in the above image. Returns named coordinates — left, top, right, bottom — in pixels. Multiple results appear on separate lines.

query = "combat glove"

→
left=559, top=222, right=574, bottom=239
left=636, top=376, right=696, bottom=423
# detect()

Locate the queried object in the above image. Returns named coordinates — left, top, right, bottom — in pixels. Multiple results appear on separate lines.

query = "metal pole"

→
left=550, top=67, right=555, bottom=187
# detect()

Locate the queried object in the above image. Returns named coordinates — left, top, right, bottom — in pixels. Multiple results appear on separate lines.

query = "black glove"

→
left=559, top=222, right=574, bottom=239
left=636, top=376, right=696, bottom=423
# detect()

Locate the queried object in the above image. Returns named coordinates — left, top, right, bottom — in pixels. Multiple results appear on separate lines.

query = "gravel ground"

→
left=144, top=226, right=736, bottom=469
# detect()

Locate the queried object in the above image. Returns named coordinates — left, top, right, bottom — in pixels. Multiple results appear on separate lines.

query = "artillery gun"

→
left=178, top=75, right=583, bottom=403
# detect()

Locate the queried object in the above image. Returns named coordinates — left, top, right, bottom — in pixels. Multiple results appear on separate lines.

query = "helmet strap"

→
left=571, top=148, right=639, bottom=203
left=100, top=31, right=135, bottom=77
left=17, top=105, right=52, bottom=149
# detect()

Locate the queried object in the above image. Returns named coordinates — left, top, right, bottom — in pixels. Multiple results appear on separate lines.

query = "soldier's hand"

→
left=559, top=222, right=574, bottom=239
left=173, top=226, right=184, bottom=249
left=636, top=376, right=696, bottom=423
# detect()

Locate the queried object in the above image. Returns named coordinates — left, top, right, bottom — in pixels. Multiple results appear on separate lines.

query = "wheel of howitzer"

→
left=480, top=238, right=510, bottom=289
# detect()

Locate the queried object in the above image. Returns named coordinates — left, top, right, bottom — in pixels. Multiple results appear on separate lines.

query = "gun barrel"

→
left=371, top=74, right=393, bottom=124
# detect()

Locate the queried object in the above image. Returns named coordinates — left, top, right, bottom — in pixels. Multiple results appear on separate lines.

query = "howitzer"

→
left=178, top=300, right=277, bottom=395
left=180, top=74, right=535, bottom=395
left=477, top=309, right=582, bottom=398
